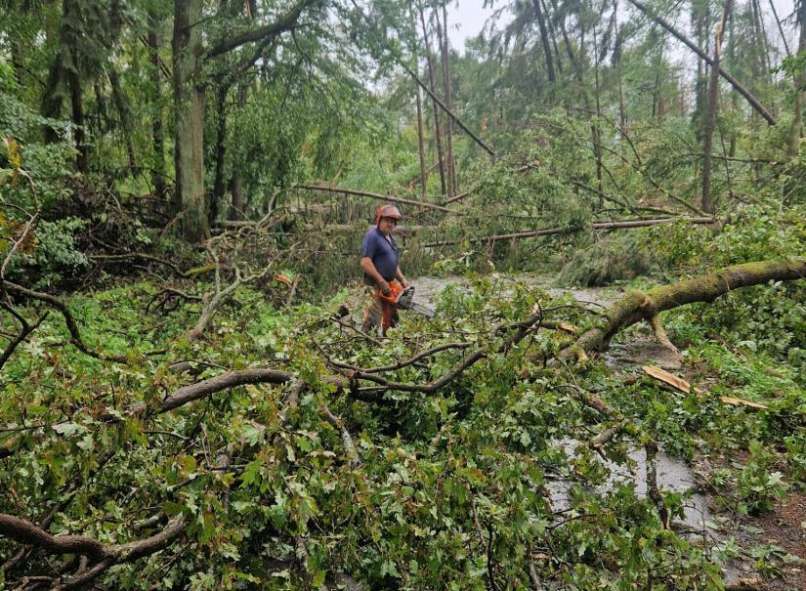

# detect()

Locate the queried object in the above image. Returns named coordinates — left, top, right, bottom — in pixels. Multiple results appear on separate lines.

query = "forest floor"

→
left=346, top=273, right=805, bottom=591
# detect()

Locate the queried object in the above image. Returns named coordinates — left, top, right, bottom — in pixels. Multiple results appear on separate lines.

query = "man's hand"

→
left=379, top=279, right=391, bottom=296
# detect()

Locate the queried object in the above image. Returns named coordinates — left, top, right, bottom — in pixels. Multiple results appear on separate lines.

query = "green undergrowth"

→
left=2, top=271, right=804, bottom=589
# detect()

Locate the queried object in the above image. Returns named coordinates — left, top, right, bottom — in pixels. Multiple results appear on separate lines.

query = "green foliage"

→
left=9, top=217, right=89, bottom=287
left=1, top=278, right=752, bottom=590
left=0, top=69, right=73, bottom=212
left=557, top=233, right=657, bottom=286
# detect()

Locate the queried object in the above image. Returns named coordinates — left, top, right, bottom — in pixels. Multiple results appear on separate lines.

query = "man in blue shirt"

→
left=361, top=204, right=408, bottom=333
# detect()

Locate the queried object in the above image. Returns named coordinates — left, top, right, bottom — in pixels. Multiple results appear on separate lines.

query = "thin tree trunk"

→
left=788, top=1, right=805, bottom=156
left=728, top=10, right=738, bottom=157
left=693, top=0, right=708, bottom=137
left=41, top=52, right=66, bottom=143
left=625, top=0, right=776, bottom=125
left=419, top=5, right=447, bottom=196
left=411, top=2, right=428, bottom=200
left=147, top=7, right=167, bottom=199
left=551, top=0, right=582, bottom=75
left=531, top=0, right=556, bottom=82
left=57, top=0, right=88, bottom=172
left=109, top=68, right=137, bottom=172
left=750, top=0, right=772, bottom=84
left=68, top=58, right=88, bottom=173
left=173, top=0, right=207, bottom=241
left=229, top=85, right=247, bottom=219
left=415, top=76, right=428, bottom=199
left=592, top=24, right=604, bottom=199
left=702, top=0, right=734, bottom=214
left=767, top=0, right=791, bottom=57
left=435, top=6, right=455, bottom=197
left=211, top=86, right=229, bottom=225
left=542, top=0, right=563, bottom=74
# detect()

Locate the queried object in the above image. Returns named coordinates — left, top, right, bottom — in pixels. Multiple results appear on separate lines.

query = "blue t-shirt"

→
left=361, top=227, right=400, bottom=281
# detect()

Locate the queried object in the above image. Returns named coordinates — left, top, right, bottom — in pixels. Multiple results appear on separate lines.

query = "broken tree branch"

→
left=1, top=280, right=128, bottom=363
left=564, top=258, right=806, bottom=358
left=296, top=183, right=458, bottom=214
left=400, top=64, right=496, bottom=158
left=424, top=217, right=716, bottom=248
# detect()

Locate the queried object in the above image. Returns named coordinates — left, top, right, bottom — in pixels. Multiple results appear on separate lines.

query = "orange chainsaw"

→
left=378, top=281, right=433, bottom=317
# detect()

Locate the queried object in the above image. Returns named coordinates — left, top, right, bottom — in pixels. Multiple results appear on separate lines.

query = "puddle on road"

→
left=546, top=439, right=714, bottom=532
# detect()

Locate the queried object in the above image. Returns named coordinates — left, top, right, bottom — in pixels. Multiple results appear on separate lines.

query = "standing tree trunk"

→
left=173, top=0, right=207, bottom=241
left=147, top=7, right=167, bottom=199
left=532, top=0, right=556, bottom=82
left=788, top=0, right=805, bottom=156
left=419, top=5, right=447, bottom=197
left=542, top=0, right=563, bottom=74
left=592, top=24, right=604, bottom=198
left=411, top=1, right=428, bottom=200
left=67, top=56, right=88, bottom=173
left=42, top=52, right=66, bottom=143
left=750, top=0, right=773, bottom=84
left=702, top=0, right=734, bottom=214
left=229, top=84, right=247, bottom=219
left=728, top=10, right=738, bottom=157
left=211, top=86, right=230, bottom=225
left=436, top=6, right=456, bottom=196
left=693, top=0, right=709, bottom=139
left=109, top=68, right=137, bottom=172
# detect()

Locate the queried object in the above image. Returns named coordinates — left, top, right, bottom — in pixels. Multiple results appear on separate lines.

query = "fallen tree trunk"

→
left=424, top=217, right=716, bottom=248
left=563, top=258, right=806, bottom=359
left=296, top=183, right=458, bottom=214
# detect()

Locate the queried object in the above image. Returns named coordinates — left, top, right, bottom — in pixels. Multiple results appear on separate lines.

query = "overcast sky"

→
left=445, top=0, right=798, bottom=59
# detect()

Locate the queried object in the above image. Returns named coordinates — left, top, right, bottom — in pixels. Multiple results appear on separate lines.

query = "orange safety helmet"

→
left=374, top=204, right=403, bottom=225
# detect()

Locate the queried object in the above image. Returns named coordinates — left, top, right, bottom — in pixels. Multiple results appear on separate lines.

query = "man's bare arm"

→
left=395, top=266, right=407, bottom=287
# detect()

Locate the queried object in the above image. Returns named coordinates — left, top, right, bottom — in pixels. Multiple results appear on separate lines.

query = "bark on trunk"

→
left=439, top=5, right=457, bottom=195
left=542, top=0, right=563, bottom=74
left=109, top=68, right=137, bottom=172
left=532, top=0, right=556, bottom=82
left=419, top=6, right=447, bottom=196
left=211, top=86, right=230, bottom=225
left=702, top=0, right=734, bottom=214
left=625, top=0, right=776, bottom=125
left=229, top=85, right=248, bottom=220
left=173, top=0, right=207, bottom=242
left=565, top=258, right=806, bottom=357
left=147, top=8, right=167, bottom=199
left=788, top=1, right=805, bottom=156
left=41, top=51, right=66, bottom=143
left=68, top=58, right=88, bottom=173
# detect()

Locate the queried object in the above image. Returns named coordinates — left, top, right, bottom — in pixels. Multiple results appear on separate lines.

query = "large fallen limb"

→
left=564, top=258, right=806, bottom=358
left=0, top=513, right=185, bottom=590
left=424, top=217, right=716, bottom=248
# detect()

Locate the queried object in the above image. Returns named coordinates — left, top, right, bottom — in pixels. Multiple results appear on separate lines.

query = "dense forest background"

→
left=0, top=0, right=804, bottom=589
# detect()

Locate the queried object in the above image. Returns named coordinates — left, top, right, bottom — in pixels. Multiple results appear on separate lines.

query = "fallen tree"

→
left=424, top=217, right=717, bottom=248
left=563, top=258, right=806, bottom=360
left=296, top=183, right=459, bottom=214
